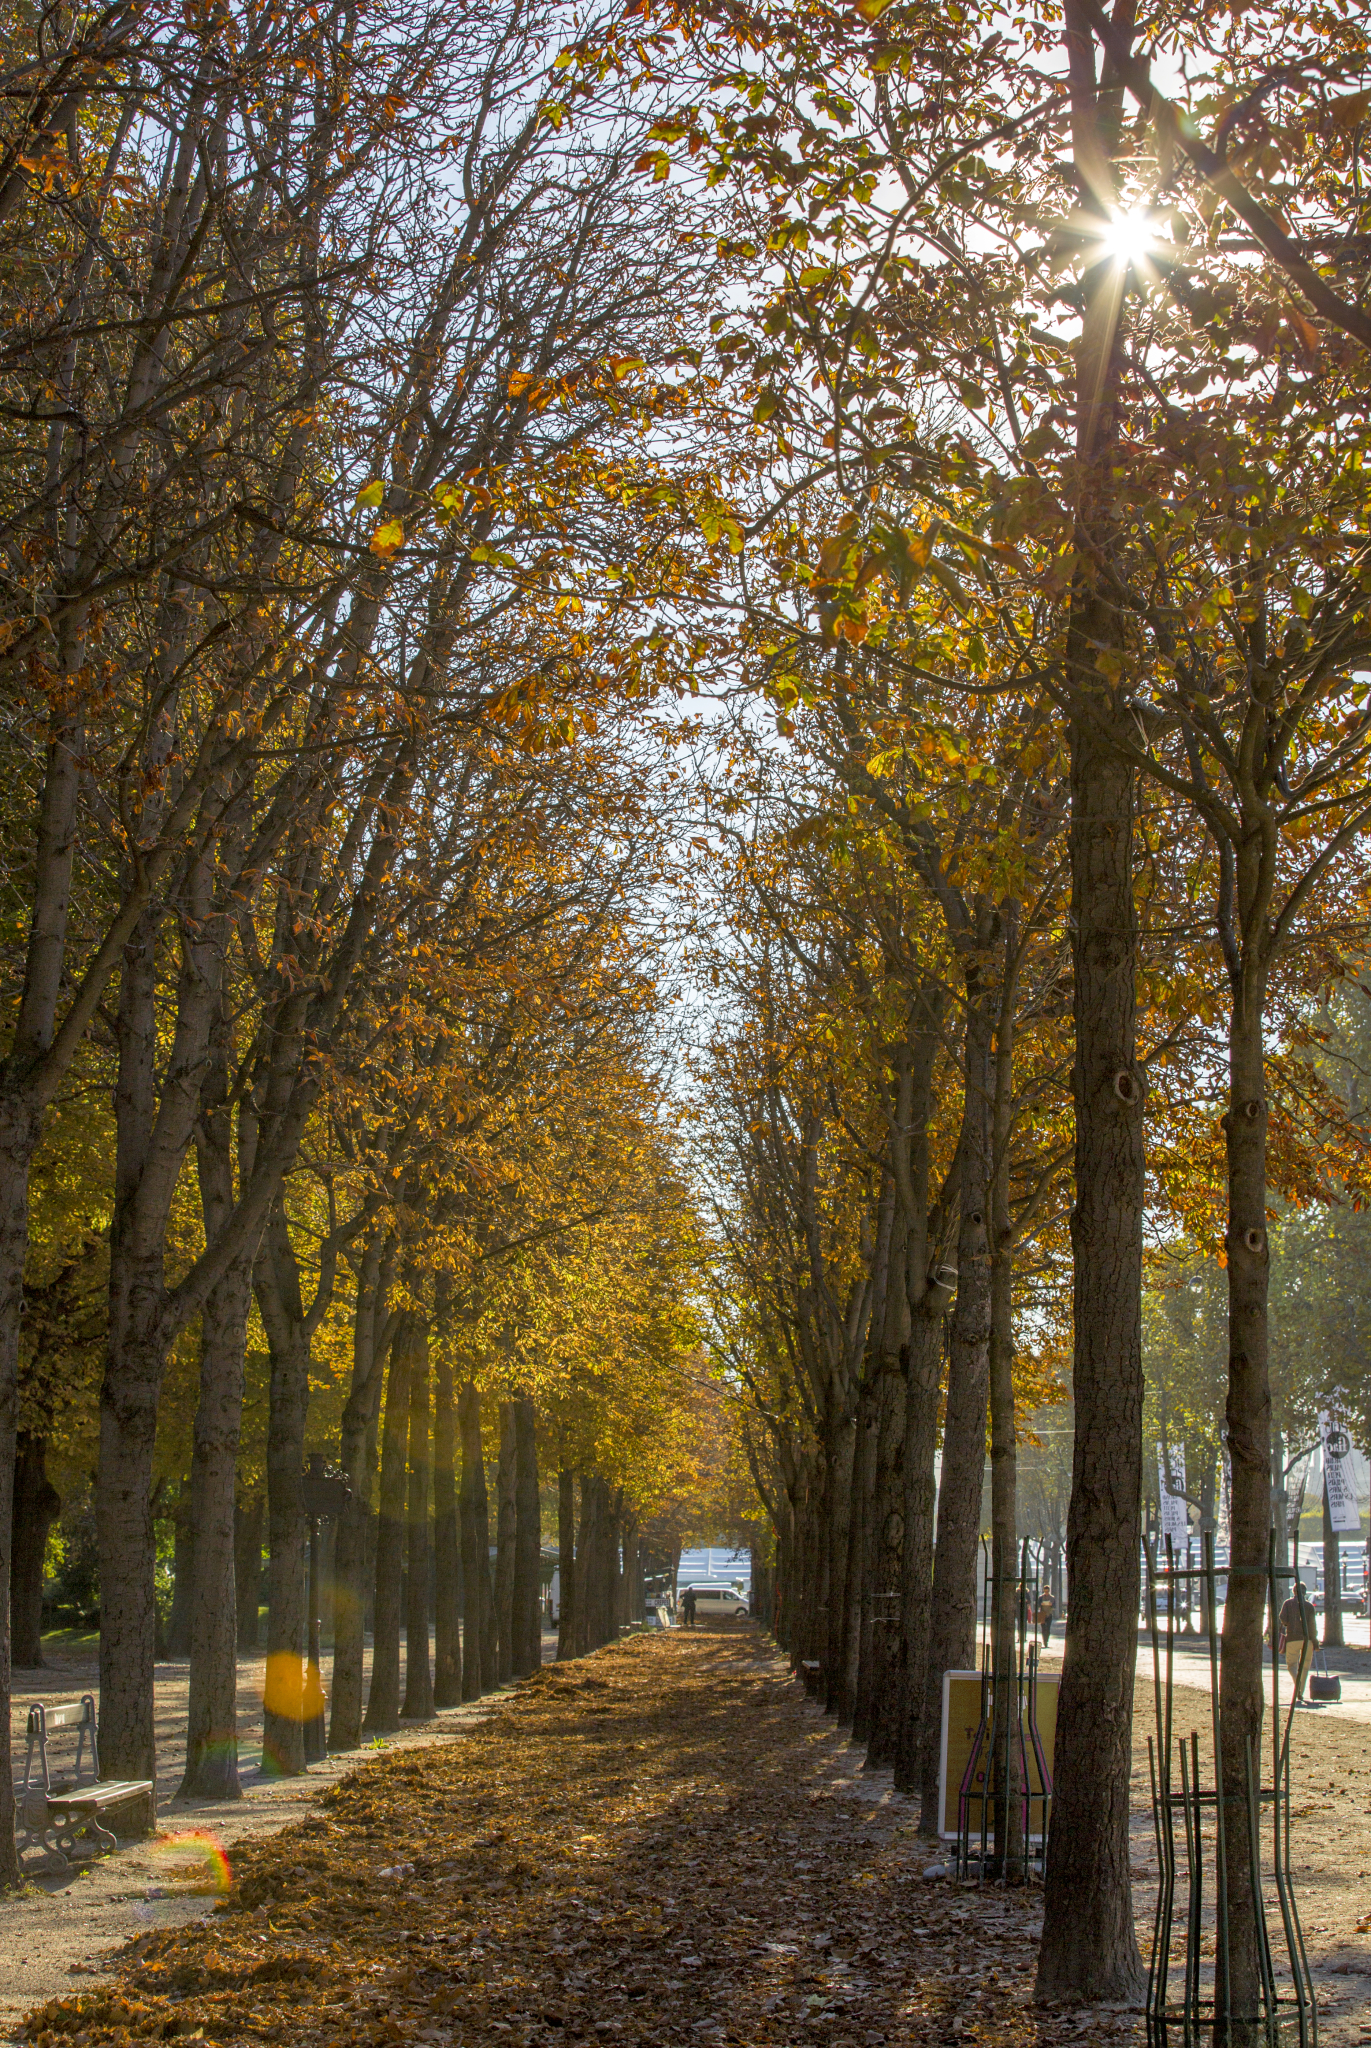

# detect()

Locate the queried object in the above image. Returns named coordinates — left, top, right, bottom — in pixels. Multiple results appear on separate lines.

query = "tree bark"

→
left=11, top=1433, right=59, bottom=1668
left=432, top=1343, right=462, bottom=1707
left=895, top=1309, right=947, bottom=1793
left=557, top=1465, right=577, bottom=1660
left=365, top=1321, right=411, bottom=1734
left=1217, top=960, right=1275, bottom=2031
left=235, top=1496, right=264, bottom=1653
left=495, top=1402, right=517, bottom=1683
left=580, top=1474, right=609, bottom=1651
left=402, top=1320, right=433, bottom=1719
left=259, top=1302, right=311, bottom=1773
left=987, top=919, right=1025, bottom=1877
left=920, top=987, right=993, bottom=1828
left=96, top=908, right=169, bottom=1805
left=332, top=1230, right=391, bottom=1748
left=512, top=1398, right=541, bottom=1674
left=863, top=1339, right=907, bottom=1764
left=823, top=1396, right=857, bottom=1716
left=180, top=1259, right=253, bottom=1798
left=459, top=1381, right=494, bottom=1695
left=1036, top=0, right=1146, bottom=1992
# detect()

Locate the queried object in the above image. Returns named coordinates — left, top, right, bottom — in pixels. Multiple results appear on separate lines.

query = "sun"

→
left=1098, top=209, right=1155, bottom=267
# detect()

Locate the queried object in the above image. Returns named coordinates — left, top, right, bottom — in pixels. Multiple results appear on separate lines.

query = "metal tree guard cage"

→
left=1145, top=1529, right=1317, bottom=2047
left=956, top=1537, right=1053, bottom=1882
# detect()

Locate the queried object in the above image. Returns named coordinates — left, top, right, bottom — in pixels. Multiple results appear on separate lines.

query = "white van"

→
left=683, top=1584, right=749, bottom=1620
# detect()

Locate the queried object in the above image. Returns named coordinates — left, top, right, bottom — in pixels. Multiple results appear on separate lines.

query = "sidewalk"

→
left=1032, top=1622, right=1371, bottom=1725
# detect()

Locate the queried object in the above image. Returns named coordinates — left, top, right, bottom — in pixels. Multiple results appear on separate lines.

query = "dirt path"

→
left=11, top=1630, right=1371, bottom=2048
left=12, top=1631, right=1114, bottom=2048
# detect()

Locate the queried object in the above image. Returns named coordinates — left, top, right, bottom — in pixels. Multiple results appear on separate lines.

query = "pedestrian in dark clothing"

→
left=1037, top=1590, right=1056, bottom=1647
left=683, top=1586, right=697, bottom=1628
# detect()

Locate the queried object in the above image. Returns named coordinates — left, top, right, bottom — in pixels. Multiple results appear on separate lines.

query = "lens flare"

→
left=148, top=1829, right=232, bottom=1894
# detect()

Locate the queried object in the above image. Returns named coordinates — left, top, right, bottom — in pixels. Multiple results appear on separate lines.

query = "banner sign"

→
left=1319, top=1412, right=1361, bottom=1534
left=1157, top=1443, right=1189, bottom=1548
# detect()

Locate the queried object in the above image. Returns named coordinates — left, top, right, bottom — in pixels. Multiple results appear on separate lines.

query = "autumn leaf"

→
left=370, top=518, right=404, bottom=559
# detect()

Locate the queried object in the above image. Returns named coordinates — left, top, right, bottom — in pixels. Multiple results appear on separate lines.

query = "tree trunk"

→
left=495, top=1402, right=516, bottom=1683
left=432, top=1346, right=462, bottom=1707
left=0, top=679, right=104, bottom=1886
left=619, top=1513, right=638, bottom=1629
left=986, top=925, right=1025, bottom=1877
left=863, top=1361, right=906, bottom=1764
left=180, top=1259, right=253, bottom=1798
left=580, top=1474, right=609, bottom=1650
left=840, top=1376, right=876, bottom=1728
left=607, top=1491, right=623, bottom=1639
left=96, top=1296, right=164, bottom=1804
left=895, top=1311, right=946, bottom=1794
left=401, top=1320, right=433, bottom=1719
left=260, top=1310, right=312, bottom=1773
left=459, top=1382, right=495, bottom=1696
left=920, top=991, right=992, bottom=1827
left=332, top=1235, right=390, bottom=1748
left=96, top=911, right=170, bottom=1803
left=512, top=1398, right=541, bottom=1674
left=847, top=1383, right=878, bottom=1739
left=365, top=1322, right=411, bottom=1734
left=824, top=1396, right=857, bottom=1716
left=235, top=1496, right=264, bottom=1653
left=557, top=1465, right=577, bottom=1660
left=1217, top=960, right=1275, bottom=2031
left=11, top=1433, right=59, bottom=1668
left=1036, top=2, right=1146, bottom=2002
left=0, top=1097, right=46, bottom=1883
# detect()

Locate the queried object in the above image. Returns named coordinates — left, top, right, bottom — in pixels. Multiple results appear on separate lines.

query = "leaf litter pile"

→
left=21, top=1633, right=1143, bottom=2048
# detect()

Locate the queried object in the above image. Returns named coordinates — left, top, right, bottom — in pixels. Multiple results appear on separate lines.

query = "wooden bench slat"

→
left=35, top=1701, right=95, bottom=1732
left=47, top=1781, right=152, bottom=1810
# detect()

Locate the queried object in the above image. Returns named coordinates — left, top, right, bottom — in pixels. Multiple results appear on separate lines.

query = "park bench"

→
left=16, top=1695, right=154, bottom=1873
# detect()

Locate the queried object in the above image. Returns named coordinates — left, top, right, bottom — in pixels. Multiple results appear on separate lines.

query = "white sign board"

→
left=1157, top=1443, right=1189, bottom=1549
left=1320, top=1412, right=1361, bottom=1534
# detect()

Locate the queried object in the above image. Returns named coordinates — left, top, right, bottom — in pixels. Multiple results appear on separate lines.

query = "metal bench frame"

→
left=16, top=1696, right=153, bottom=1873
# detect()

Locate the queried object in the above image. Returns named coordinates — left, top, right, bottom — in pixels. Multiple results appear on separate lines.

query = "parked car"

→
left=683, top=1583, right=749, bottom=1620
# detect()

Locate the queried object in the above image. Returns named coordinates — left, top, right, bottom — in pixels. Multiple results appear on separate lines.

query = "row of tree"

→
left=0, top=0, right=721, bottom=1884
left=639, top=0, right=1371, bottom=2019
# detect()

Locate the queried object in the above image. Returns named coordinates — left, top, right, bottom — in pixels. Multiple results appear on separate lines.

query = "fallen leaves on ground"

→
left=20, top=1633, right=1143, bottom=2048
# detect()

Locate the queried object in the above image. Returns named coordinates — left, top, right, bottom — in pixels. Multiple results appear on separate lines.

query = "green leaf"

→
left=355, top=480, right=384, bottom=509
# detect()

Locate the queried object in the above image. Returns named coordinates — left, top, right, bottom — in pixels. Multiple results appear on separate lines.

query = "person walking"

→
left=682, top=1585, right=697, bottom=1629
left=1037, top=1588, right=1056, bottom=1647
left=1278, top=1580, right=1318, bottom=1701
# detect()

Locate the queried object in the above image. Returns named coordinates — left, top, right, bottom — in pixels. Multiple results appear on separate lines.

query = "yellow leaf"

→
left=370, top=518, right=404, bottom=559
left=355, top=479, right=385, bottom=508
